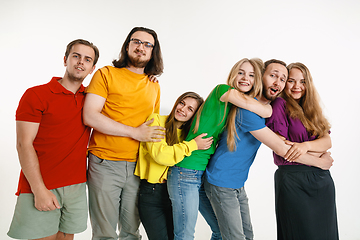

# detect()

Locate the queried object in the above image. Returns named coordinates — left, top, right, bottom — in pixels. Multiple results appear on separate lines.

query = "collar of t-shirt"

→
left=49, top=77, right=86, bottom=95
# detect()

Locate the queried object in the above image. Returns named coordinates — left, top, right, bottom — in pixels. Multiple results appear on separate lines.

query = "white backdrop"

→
left=1, top=0, right=359, bottom=239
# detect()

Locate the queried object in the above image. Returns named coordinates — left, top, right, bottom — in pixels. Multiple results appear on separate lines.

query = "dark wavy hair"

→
left=165, top=92, right=204, bottom=146
left=112, top=27, right=164, bottom=76
left=65, top=39, right=99, bottom=66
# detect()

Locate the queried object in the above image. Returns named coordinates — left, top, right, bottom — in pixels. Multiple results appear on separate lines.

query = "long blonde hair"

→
left=282, top=62, right=331, bottom=137
left=226, top=58, right=264, bottom=151
left=165, top=92, right=204, bottom=146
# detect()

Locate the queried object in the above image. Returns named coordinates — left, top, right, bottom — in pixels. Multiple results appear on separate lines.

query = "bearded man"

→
left=83, top=27, right=165, bottom=240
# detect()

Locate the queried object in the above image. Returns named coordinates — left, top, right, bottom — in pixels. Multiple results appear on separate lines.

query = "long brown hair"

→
left=225, top=58, right=264, bottom=151
left=112, top=27, right=164, bottom=76
left=282, top=62, right=331, bottom=137
left=165, top=92, right=204, bottom=146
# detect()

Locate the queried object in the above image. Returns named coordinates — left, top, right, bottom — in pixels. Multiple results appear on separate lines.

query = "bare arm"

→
left=250, top=127, right=333, bottom=170
left=220, top=89, right=272, bottom=118
left=284, top=133, right=332, bottom=161
left=83, top=93, right=165, bottom=142
left=16, top=121, right=60, bottom=211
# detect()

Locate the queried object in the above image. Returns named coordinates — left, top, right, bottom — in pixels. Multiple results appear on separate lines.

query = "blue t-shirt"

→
left=205, top=106, right=265, bottom=189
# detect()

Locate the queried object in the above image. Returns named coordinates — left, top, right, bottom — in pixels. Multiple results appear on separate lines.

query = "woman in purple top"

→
left=266, top=62, right=338, bottom=240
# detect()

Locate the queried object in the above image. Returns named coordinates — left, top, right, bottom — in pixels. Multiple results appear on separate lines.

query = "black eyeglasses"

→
left=130, top=38, right=154, bottom=49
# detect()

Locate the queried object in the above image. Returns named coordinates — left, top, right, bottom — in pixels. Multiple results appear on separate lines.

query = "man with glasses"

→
left=83, top=27, right=165, bottom=240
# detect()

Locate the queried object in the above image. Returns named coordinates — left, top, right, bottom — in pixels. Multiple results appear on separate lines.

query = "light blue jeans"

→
left=204, top=178, right=253, bottom=240
left=167, top=166, right=222, bottom=240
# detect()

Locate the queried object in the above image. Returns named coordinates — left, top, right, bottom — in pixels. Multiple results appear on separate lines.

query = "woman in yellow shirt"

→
left=134, top=92, right=213, bottom=240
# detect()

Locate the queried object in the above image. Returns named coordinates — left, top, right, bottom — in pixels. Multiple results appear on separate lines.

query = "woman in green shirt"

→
left=167, top=58, right=271, bottom=240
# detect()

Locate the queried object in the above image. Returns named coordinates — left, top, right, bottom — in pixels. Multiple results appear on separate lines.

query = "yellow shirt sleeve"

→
left=135, top=113, right=198, bottom=183
left=146, top=135, right=198, bottom=166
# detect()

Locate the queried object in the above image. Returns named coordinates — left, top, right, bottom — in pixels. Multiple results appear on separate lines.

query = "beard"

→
left=263, top=88, right=279, bottom=101
left=128, top=51, right=150, bottom=68
left=66, top=69, right=85, bottom=82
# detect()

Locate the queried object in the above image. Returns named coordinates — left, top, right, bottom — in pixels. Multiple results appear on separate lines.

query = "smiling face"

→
left=262, top=63, right=288, bottom=101
left=174, top=97, right=200, bottom=124
left=234, top=61, right=255, bottom=93
left=64, top=43, right=96, bottom=82
left=126, top=31, right=154, bottom=68
left=286, top=68, right=306, bottom=102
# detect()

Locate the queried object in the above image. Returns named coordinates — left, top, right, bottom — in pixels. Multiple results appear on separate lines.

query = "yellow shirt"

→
left=135, top=114, right=198, bottom=183
left=86, top=66, right=160, bottom=161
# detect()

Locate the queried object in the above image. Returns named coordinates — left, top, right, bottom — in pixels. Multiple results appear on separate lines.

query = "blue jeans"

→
left=167, top=166, right=203, bottom=240
left=204, top=178, right=253, bottom=240
left=167, top=166, right=222, bottom=240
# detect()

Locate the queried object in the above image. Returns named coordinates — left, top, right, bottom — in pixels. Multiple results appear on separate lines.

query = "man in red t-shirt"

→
left=7, top=39, right=99, bottom=240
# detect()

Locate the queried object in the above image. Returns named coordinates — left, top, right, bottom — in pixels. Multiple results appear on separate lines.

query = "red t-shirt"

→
left=15, top=77, right=91, bottom=195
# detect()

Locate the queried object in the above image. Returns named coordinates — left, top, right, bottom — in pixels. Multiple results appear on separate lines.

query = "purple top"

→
left=266, top=97, right=316, bottom=166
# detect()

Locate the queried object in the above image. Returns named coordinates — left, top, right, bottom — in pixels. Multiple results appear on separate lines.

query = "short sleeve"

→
left=86, top=67, right=109, bottom=99
left=236, top=108, right=265, bottom=132
left=16, top=89, right=44, bottom=123
left=153, top=88, right=161, bottom=114
left=215, top=84, right=232, bottom=99
left=266, top=97, right=288, bottom=138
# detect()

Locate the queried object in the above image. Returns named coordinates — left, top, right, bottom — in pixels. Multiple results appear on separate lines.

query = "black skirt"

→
left=275, top=165, right=339, bottom=240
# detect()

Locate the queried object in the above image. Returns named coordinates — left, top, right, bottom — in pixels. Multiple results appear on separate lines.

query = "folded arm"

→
left=284, top=133, right=332, bottom=161
left=83, top=93, right=165, bottom=142
left=16, top=121, right=60, bottom=211
left=250, top=127, right=333, bottom=170
left=220, top=89, right=272, bottom=118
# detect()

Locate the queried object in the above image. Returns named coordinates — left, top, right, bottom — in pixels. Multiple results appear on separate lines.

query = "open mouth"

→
left=270, top=87, right=279, bottom=95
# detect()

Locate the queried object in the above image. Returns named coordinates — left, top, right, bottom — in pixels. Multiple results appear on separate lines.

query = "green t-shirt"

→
left=176, top=84, right=232, bottom=170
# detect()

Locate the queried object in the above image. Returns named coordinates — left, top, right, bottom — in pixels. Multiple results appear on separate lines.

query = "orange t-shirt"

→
left=86, top=66, right=160, bottom=161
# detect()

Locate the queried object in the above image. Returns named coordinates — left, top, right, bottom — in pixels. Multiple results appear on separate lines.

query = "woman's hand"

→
left=148, top=75, right=159, bottom=83
left=194, top=133, right=213, bottom=150
left=284, top=141, right=309, bottom=162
